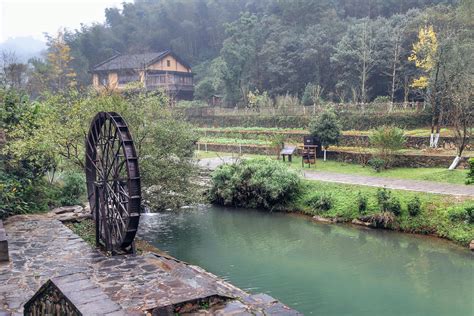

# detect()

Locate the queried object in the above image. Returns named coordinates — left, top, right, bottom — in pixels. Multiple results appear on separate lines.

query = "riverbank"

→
left=199, top=156, right=474, bottom=248
left=290, top=180, right=473, bottom=248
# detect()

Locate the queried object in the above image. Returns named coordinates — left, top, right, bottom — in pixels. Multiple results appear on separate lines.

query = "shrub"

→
left=388, top=196, right=402, bottom=216
left=376, top=188, right=391, bottom=212
left=357, top=192, right=368, bottom=213
left=376, top=188, right=401, bottom=216
left=373, top=96, right=391, bottom=104
left=408, top=197, right=422, bottom=216
left=368, top=157, right=385, bottom=172
left=448, top=205, right=474, bottom=224
left=209, top=158, right=301, bottom=210
left=0, top=170, right=60, bottom=219
left=369, top=125, right=406, bottom=168
left=309, top=109, right=341, bottom=149
left=59, top=172, right=86, bottom=206
left=306, top=192, right=333, bottom=212
left=466, top=158, right=474, bottom=185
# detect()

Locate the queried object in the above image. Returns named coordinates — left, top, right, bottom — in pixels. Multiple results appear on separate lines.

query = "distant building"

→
left=91, top=51, right=193, bottom=100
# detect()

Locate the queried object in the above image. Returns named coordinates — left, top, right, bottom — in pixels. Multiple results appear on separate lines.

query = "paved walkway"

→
left=198, top=157, right=474, bottom=197
left=0, top=214, right=300, bottom=315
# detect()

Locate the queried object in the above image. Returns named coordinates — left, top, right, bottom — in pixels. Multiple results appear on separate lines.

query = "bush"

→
left=209, top=158, right=301, bottom=210
left=357, top=192, right=368, bottom=213
left=408, top=197, right=422, bottom=216
left=466, top=158, right=474, bottom=185
left=59, top=172, right=86, bottom=206
left=368, top=157, right=385, bottom=172
left=309, top=109, right=341, bottom=149
left=369, top=126, right=406, bottom=168
left=0, top=170, right=60, bottom=219
left=306, top=192, right=333, bottom=212
left=448, top=205, right=474, bottom=224
left=373, top=96, right=391, bottom=104
left=376, top=188, right=401, bottom=216
left=376, top=188, right=391, bottom=212
left=388, top=196, right=402, bottom=216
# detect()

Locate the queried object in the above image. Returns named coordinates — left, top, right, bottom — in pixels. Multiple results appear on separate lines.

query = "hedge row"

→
left=186, top=111, right=433, bottom=130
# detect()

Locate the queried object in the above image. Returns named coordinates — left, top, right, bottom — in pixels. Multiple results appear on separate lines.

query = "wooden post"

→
left=94, top=184, right=100, bottom=248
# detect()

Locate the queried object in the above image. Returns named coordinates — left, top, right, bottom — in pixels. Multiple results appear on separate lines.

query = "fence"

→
left=180, top=102, right=424, bottom=118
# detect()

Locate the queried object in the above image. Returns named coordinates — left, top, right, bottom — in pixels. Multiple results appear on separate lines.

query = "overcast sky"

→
left=0, top=0, right=133, bottom=43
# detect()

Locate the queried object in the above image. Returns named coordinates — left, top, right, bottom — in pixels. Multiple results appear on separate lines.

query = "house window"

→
left=118, top=73, right=139, bottom=85
left=166, top=60, right=171, bottom=67
left=98, top=73, right=108, bottom=86
left=146, top=74, right=167, bottom=86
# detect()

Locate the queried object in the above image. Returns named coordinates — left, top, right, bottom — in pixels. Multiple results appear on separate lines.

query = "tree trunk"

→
left=448, top=156, right=461, bottom=170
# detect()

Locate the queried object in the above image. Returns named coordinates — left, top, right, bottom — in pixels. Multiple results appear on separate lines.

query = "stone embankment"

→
left=0, top=210, right=300, bottom=315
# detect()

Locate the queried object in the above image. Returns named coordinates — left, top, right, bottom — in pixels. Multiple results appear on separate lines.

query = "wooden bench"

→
left=280, top=145, right=296, bottom=162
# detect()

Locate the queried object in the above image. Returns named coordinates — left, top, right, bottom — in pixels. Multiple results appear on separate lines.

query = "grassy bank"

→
left=288, top=159, right=468, bottom=185
left=292, top=180, right=474, bottom=246
left=207, top=156, right=473, bottom=247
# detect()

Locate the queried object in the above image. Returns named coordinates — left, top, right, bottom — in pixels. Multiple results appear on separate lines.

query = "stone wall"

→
left=197, top=142, right=277, bottom=155
left=200, top=129, right=472, bottom=150
left=325, top=150, right=469, bottom=169
left=197, top=142, right=469, bottom=169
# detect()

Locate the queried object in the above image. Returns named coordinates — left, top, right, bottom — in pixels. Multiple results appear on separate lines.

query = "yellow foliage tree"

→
left=46, top=30, right=77, bottom=92
left=408, top=25, right=438, bottom=89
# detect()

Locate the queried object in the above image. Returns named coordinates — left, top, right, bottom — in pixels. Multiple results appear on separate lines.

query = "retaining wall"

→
left=199, top=129, right=472, bottom=150
left=197, top=142, right=469, bottom=168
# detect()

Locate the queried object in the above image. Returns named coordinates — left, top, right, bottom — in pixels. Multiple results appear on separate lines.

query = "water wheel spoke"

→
left=85, top=112, right=141, bottom=252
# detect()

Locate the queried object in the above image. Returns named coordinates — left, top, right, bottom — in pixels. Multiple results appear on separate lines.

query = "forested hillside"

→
left=47, top=0, right=470, bottom=104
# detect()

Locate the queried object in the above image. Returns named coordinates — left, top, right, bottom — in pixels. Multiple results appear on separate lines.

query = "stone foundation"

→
left=200, top=129, right=472, bottom=150
left=197, top=143, right=470, bottom=168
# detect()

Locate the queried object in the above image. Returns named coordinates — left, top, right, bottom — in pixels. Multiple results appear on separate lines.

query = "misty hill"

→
left=0, top=37, right=46, bottom=62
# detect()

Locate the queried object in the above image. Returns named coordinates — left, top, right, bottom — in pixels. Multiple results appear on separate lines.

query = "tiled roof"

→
left=93, top=51, right=170, bottom=71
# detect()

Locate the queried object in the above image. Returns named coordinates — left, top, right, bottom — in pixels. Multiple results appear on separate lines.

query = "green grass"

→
left=197, top=151, right=469, bottom=185
left=197, top=126, right=456, bottom=137
left=66, top=220, right=96, bottom=246
left=198, top=137, right=272, bottom=146
left=195, top=151, right=261, bottom=159
left=196, top=127, right=305, bottom=132
left=288, top=159, right=468, bottom=185
left=292, top=180, right=474, bottom=245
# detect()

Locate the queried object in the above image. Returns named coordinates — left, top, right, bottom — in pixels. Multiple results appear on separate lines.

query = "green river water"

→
left=139, top=205, right=473, bottom=315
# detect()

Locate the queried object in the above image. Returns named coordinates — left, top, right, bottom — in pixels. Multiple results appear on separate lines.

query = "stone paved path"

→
left=198, top=157, right=474, bottom=197
left=0, top=214, right=300, bottom=315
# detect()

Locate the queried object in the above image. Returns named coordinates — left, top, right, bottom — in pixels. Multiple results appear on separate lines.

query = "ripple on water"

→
left=139, top=206, right=474, bottom=316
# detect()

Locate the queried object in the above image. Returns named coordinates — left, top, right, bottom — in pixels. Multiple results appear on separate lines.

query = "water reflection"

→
left=138, top=206, right=473, bottom=316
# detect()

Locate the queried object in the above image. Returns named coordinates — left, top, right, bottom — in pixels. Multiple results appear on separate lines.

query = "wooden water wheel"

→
left=85, top=112, right=141, bottom=253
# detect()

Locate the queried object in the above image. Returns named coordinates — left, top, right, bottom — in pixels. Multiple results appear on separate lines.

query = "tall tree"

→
left=0, top=51, right=28, bottom=90
left=45, top=31, right=77, bottom=92
left=219, top=13, right=260, bottom=106
left=331, top=18, right=383, bottom=103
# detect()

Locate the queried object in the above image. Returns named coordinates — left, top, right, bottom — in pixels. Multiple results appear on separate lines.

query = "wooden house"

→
left=91, top=51, right=193, bottom=100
